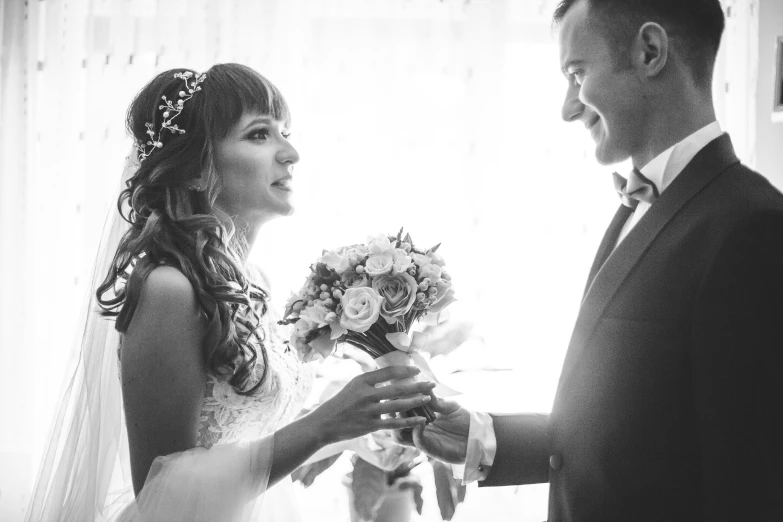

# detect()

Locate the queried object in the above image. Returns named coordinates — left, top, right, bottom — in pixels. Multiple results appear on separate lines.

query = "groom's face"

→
left=559, top=0, right=645, bottom=165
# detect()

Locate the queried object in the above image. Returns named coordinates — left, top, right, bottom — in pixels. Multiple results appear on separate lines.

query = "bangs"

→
left=231, top=68, right=291, bottom=125
left=204, top=63, right=291, bottom=139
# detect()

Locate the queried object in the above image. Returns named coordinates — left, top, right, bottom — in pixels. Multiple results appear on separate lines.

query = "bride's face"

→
left=213, top=110, right=299, bottom=222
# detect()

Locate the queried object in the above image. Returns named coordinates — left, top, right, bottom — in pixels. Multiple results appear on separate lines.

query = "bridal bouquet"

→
left=280, top=229, right=457, bottom=422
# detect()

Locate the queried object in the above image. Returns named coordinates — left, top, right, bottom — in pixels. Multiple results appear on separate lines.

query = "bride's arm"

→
left=121, top=266, right=209, bottom=496
left=121, top=266, right=433, bottom=497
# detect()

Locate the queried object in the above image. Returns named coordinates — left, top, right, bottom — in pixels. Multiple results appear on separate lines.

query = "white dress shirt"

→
left=457, top=121, right=724, bottom=485
left=616, top=121, right=724, bottom=245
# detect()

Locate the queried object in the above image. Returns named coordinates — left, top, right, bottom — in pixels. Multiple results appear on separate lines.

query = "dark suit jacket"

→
left=481, top=135, right=783, bottom=521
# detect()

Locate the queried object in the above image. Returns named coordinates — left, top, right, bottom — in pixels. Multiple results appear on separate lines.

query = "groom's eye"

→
left=569, top=70, right=584, bottom=87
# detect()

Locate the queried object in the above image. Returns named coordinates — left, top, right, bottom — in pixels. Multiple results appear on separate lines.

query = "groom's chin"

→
left=593, top=145, right=629, bottom=167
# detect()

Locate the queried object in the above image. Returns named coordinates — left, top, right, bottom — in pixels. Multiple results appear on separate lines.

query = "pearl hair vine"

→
left=136, top=71, right=207, bottom=162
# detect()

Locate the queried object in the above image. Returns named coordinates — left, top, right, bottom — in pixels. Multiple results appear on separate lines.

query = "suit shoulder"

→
left=718, top=162, right=783, bottom=207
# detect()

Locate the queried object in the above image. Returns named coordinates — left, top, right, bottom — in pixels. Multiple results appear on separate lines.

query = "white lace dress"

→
left=196, top=308, right=315, bottom=521
left=197, top=312, right=314, bottom=450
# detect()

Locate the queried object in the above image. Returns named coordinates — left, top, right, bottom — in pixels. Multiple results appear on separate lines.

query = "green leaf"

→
left=351, top=456, right=387, bottom=522
left=291, top=452, right=343, bottom=488
left=457, top=481, right=467, bottom=504
left=394, top=475, right=424, bottom=515
left=430, top=459, right=466, bottom=521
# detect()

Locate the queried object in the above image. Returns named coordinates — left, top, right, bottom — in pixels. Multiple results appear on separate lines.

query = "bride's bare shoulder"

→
left=125, top=264, right=204, bottom=338
left=143, top=265, right=195, bottom=297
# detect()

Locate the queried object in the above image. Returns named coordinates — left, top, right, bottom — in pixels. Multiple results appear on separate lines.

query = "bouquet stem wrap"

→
left=347, top=328, right=458, bottom=423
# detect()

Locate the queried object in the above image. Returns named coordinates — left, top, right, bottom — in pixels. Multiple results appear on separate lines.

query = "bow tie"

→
left=613, top=168, right=660, bottom=209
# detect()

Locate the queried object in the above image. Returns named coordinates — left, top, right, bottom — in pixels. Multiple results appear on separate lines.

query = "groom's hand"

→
left=394, top=394, right=469, bottom=464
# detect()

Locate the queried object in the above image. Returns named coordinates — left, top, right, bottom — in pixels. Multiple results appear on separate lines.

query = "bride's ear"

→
left=187, top=173, right=207, bottom=192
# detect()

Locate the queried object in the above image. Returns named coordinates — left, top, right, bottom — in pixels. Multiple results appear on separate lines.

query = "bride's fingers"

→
left=374, top=395, right=431, bottom=415
left=363, top=365, right=421, bottom=385
left=377, top=415, right=427, bottom=431
left=373, top=381, right=435, bottom=401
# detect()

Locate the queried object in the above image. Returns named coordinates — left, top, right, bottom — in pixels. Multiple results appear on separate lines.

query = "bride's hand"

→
left=309, top=365, right=435, bottom=445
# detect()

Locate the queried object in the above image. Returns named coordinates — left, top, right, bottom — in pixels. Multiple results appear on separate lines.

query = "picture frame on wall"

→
left=773, top=36, right=783, bottom=122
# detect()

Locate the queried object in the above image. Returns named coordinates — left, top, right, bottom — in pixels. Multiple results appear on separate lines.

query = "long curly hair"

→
left=97, top=63, right=291, bottom=395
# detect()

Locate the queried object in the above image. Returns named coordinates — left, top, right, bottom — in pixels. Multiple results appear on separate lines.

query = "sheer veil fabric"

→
left=25, top=152, right=275, bottom=521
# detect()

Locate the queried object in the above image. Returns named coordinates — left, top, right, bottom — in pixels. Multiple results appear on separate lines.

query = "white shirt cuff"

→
left=451, top=410, right=496, bottom=485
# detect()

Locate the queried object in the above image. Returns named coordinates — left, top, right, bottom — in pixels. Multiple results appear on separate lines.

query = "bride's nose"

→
left=277, top=140, right=300, bottom=165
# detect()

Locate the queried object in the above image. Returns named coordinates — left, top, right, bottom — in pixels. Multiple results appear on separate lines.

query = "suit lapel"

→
left=556, top=134, right=740, bottom=398
left=583, top=205, right=633, bottom=298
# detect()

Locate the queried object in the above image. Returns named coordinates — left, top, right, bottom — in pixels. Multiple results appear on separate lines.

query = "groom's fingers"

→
left=430, top=396, right=461, bottom=415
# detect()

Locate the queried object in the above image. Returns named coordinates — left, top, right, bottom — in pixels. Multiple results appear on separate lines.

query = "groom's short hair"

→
left=553, top=0, right=725, bottom=90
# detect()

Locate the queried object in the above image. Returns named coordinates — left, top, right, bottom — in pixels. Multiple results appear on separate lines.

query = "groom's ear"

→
left=633, top=22, right=669, bottom=78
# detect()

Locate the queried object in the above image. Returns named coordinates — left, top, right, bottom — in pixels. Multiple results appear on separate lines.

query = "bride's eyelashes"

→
left=245, top=127, right=291, bottom=142
left=247, top=127, right=270, bottom=141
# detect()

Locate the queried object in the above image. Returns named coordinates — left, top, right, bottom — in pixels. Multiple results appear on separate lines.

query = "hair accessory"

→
left=136, top=71, right=207, bottom=162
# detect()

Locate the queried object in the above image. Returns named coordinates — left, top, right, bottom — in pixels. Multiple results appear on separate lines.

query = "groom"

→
left=405, top=0, right=783, bottom=520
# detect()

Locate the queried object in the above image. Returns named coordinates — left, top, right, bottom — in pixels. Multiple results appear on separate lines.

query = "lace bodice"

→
left=196, top=309, right=314, bottom=448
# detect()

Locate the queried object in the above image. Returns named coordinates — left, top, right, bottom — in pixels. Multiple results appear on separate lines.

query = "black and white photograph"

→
left=2, top=0, right=783, bottom=520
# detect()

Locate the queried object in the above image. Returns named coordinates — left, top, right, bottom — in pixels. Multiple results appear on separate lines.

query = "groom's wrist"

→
left=453, top=410, right=496, bottom=485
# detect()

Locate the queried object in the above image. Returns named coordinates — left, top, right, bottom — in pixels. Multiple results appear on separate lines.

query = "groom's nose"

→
left=561, top=83, right=584, bottom=123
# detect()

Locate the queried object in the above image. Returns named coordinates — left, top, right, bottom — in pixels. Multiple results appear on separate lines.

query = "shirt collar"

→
left=638, top=121, right=723, bottom=195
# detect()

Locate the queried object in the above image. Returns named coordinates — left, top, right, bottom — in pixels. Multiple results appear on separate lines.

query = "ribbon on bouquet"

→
left=375, top=331, right=460, bottom=398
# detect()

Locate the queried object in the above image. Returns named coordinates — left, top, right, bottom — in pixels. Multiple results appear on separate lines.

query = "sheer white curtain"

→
left=0, top=0, right=752, bottom=521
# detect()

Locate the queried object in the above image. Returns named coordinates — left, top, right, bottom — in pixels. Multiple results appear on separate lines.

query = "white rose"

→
left=318, top=250, right=351, bottom=275
left=412, top=253, right=431, bottom=267
left=364, top=253, right=394, bottom=277
left=367, top=234, right=394, bottom=256
left=391, top=249, right=413, bottom=274
left=340, top=287, right=383, bottom=333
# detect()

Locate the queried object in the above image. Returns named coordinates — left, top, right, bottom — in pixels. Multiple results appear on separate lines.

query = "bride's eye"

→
left=281, top=131, right=291, bottom=140
left=248, top=128, right=270, bottom=141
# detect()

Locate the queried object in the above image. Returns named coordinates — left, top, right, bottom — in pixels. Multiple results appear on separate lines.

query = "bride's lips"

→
left=271, top=175, right=293, bottom=192
left=587, top=116, right=601, bottom=139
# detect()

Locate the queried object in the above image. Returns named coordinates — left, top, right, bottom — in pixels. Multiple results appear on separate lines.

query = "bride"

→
left=26, top=63, right=434, bottom=521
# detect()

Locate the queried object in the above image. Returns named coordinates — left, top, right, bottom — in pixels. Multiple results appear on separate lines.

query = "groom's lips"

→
left=587, top=116, right=601, bottom=139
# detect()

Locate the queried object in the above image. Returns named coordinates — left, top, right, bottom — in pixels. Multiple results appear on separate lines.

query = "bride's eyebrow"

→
left=242, top=116, right=275, bottom=131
